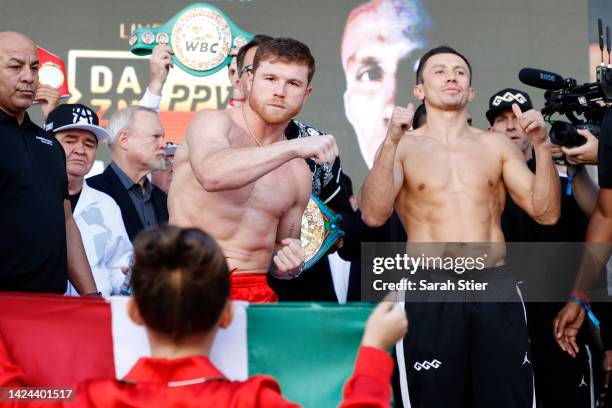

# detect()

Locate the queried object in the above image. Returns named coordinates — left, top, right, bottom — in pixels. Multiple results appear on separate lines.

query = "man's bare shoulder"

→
left=464, top=126, right=488, bottom=138
left=186, top=109, right=234, bottom=143
left=485, top=129, right=521, bottom=149
left=396, top=127, right=426, bottom=154
left=476, top=127, right=502, bottom=142
left=479, top=129, right=526, bottom=163
left=468, top=126, right=503, bottom=145
left=190, top=108, right=232, bottom=127
left=410, top=127, right=427, bottom=138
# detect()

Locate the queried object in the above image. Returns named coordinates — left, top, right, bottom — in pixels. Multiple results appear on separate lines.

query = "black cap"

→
left=485, top=88, right=533, bottom=125
left=45, top=104, right=109, bottom=142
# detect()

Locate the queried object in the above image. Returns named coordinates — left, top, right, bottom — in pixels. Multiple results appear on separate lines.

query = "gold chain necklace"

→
left=242, top=106, right=262, bottom=147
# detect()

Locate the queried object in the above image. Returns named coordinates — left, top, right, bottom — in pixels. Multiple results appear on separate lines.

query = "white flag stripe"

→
left=110, top=297, right=248, bottom=380
left=110, top=297, right=150, bottom=379
left=210, top=301, right=249, bottom=381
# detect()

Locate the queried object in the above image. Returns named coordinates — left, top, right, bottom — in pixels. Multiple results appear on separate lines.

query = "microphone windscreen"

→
left=519, top=68, right=564, bottom=90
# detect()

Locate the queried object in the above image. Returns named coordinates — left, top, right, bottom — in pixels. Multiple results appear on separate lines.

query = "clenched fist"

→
left=270, top=238, right=306, bottom=280
left=387, top=103, right=415, bottom=143
left=512, top=103, right=547, bottom=145
left=292, top=134, right=338, bottom=164
left=149, top=45, right=174, bottom=95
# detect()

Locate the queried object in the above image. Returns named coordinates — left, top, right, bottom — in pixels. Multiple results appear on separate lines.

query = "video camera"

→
left=519, top=19, right=612, bottom=148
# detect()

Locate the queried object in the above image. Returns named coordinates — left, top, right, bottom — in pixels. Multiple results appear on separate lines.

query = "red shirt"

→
left=0, top=335, right=393, bottom=407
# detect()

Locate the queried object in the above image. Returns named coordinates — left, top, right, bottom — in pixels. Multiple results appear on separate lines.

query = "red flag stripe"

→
left=0, top=293, right=114, bottom=386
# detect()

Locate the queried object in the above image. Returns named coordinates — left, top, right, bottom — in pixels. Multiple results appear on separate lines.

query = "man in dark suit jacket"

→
left=87, top=106, right=168, bottom=242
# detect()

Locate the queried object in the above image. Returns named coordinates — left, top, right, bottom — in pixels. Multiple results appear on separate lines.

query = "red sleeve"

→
left=256, top=386, right=302, bottom=407
left=0, top=333, right=65, bottom=408
left=0, top=333, right=27, bottom=387
left=339, top=346, right=394, bottom=408
left=239, top=375, right=301, bottom=408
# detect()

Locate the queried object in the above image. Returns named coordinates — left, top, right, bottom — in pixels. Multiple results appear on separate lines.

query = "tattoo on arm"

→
left=288, top=222, right=296, bottom=238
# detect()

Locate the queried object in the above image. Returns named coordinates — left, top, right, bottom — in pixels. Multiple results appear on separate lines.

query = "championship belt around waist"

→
left=301, top=195, right=345, bottom=271
left=129, top=3, right=253, bottom=77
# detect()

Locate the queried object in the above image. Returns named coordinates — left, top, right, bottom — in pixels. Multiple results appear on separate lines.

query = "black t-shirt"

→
left=502, top=158, right=588, bottom=243
left=68, top=190, right=81, bottom=213
left=0, top=110, right=68, bottom=293
left=599, top=109, right=612, bottom=188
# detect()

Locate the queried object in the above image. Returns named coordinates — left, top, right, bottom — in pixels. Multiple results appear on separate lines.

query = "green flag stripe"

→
left=247, top=302, right=373, bottom=408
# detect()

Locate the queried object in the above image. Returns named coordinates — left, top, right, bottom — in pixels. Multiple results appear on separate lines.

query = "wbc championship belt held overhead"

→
left=129, top=3, right=253, bottom=77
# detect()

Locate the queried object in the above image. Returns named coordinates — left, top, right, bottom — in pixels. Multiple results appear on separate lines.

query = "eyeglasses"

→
left=238, top=64, right=253, bottom=78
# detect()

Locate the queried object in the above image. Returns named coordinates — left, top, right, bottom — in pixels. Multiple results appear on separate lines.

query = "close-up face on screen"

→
left=341, top=0, right=429, bottom=168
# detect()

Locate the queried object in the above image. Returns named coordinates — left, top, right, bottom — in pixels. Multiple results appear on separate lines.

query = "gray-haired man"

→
left=87, top=106, right=168, bottom=241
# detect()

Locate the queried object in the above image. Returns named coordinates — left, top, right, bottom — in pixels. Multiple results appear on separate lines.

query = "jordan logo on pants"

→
left=522, top=352, right=530, bottom=366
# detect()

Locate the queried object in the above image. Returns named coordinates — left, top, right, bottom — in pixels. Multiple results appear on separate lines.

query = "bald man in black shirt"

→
left=0, top=31, right=97, bottom=295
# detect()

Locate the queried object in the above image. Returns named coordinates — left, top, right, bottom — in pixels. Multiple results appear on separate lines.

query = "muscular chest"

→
left=239, top=159, right=311, bottom=217
left=404, top=143, right=502, bottom=193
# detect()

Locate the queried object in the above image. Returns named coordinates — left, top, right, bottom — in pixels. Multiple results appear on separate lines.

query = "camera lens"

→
left=549, top=122, right=571, bottom=146
left=549, top=121, right=585, bottom=147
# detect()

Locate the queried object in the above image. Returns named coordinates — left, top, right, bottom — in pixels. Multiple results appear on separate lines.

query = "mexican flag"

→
left=0, top=293, right=373, bottom=407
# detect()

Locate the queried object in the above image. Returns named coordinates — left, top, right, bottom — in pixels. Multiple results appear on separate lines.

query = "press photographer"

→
left=537, top=26, right=612, bottom=406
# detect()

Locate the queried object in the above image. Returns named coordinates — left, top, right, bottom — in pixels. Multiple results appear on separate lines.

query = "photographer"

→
left=488, top=88, right=600, bottom=408
left=554, top=107, right=612, bottom=407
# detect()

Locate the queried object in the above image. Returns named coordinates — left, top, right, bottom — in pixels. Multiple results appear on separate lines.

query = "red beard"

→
left=248, top=97, right=302, bottom=125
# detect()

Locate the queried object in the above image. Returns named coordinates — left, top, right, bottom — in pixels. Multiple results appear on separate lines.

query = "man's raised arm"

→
left=501, top=104, right=561, bottom=225
left=186, top=110, right=337, bottom=192
left=358, top=104, right=413, bottom=227
left=139, top=45, right=173, bottom=111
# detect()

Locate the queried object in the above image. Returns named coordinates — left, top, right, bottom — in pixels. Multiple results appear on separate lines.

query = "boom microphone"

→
left=518, top=68, right=565, bottom=90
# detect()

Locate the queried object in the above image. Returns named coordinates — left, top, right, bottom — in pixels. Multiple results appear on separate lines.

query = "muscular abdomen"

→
left=399, top=190, right=505, bottom=242
left=168, top=150, right=306, bottom=274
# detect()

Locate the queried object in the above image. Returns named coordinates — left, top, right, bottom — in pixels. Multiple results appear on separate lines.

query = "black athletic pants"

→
left=393, top=267, right=533, bottom=408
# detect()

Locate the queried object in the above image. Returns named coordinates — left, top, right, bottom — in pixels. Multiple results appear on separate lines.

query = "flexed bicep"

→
left=500, top=133, right=559, bottom=224
left=501, top=145, right=536, bottom=212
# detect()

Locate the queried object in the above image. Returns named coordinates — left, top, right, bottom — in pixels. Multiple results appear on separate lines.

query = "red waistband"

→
left=230, top=272, right=269, bottom=288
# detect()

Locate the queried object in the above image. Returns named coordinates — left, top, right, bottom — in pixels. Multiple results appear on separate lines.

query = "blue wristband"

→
left=569, top=295, right=601, bottom=330
left=566, top=172, right=577, bottom=196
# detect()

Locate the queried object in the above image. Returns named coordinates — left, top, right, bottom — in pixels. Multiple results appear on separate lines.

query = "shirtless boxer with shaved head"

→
left=360, top=46, right=561, bottom=407
left=169, top=38, right=338, bottom=303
